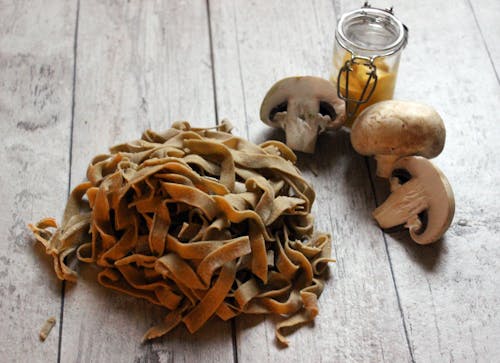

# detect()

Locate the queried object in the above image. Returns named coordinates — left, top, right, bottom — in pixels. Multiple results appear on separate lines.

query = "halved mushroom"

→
left=351, top=100, right=446, bottom=177
left=260, top=76, right=345, bottom=153
left=373, top=156, right=455, bottom=244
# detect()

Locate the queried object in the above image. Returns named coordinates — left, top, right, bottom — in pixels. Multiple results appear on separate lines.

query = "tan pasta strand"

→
left=29, top=120, right=334, bottom=346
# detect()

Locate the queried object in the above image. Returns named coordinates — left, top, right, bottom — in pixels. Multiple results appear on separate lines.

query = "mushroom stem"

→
left=372, top=178, right=428, bottom=229
left=283, top=115, right=321, bottom=154
left=375, top=154, right=400, bottom=178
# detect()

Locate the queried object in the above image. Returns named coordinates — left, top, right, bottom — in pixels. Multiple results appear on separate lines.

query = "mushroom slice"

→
left=260, top=76, right=345, bottom=153
left=373, top=156, right=455, bottom=244
left=351, top=100, right=446, bottom=177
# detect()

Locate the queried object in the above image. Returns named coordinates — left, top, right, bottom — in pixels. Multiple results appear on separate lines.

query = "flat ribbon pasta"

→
left=29, top=120, right=334, bottom=346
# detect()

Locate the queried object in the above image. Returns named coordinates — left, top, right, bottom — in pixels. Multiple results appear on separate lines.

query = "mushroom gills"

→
left=379, top=168, right=427, bottom=234
left=269, top=102, right=288, bottom=122
left=392, top=168, right=412, bottom=184
left=373, top=177, right=428, bottom=229
left=318, top=101, right=337, bottom=125
left=372, top=156, right=455, bottom=245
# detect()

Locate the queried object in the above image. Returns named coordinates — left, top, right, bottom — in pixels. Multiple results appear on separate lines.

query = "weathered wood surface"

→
left=1, top=0, right=499, bottom=362
left=0, top=0, right=76, bottom=361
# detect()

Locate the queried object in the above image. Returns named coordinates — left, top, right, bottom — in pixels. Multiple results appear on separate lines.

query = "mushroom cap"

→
left=259, top=76, right=345, bottom=130
left=350, top=100, right=446, bottom=158
left=373, top=156, right=455, bottom=244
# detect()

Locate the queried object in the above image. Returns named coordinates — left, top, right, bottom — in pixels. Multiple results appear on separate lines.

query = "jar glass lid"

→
left=336, top=5, right=408, bottom=58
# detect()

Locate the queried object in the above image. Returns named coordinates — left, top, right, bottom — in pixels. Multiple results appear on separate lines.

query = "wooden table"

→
left=1, top=1, right=499, bottom=362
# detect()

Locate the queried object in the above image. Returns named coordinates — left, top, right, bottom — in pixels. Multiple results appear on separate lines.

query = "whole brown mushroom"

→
left=350, top=100, right=446, bottom=178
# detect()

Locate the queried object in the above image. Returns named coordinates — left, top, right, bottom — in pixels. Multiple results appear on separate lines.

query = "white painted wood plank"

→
left=210, top=1, right=412, bottom=361
left=0, top=0, right=76, bottom=361
left=60, top=1, right=233, bottom=362
left=336, top=0, right=500, bottom=361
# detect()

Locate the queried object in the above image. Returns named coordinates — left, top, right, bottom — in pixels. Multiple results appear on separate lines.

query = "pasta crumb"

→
left=39, top=317, right=56, bottom=342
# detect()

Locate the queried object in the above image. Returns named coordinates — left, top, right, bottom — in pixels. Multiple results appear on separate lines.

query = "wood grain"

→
left=59, top=1, right=233, bottom=362
left=0, top=0, right=76, bottom=361
left=210, top=0, right=411, bottom=361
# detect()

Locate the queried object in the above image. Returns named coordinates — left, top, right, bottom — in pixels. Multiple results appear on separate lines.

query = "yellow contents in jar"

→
left=331, top=57, right=397, bottom=127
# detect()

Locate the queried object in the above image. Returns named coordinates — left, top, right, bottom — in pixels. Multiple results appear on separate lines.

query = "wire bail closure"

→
left=337, top=55, right=378, bottom=120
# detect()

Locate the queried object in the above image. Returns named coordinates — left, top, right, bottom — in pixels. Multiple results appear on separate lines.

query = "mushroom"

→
left=350, top=100, right=446, bottom=177
left=373, top=156, right=455, bottom=244
left=260, top=76, right=345, bottom=153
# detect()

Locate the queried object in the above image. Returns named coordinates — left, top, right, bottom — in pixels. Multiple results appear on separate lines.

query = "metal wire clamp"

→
left=336, top=56, right=378, bottom=120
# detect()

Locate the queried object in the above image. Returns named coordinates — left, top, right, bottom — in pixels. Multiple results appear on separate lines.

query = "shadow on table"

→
left=235, top=310, right=318, bottom=351
left=294, top=128, right=379, bottom=226
left=381, top=228, right=445, bottom=272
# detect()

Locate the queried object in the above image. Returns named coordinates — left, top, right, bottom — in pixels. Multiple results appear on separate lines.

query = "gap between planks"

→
left=206, top=0, right=220, bottom=125
left=58, top=1, right=81, bottom=362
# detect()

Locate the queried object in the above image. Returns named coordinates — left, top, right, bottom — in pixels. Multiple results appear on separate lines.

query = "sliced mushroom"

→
left=260, top=76, right=345, bottom=153
left=350, top=100, right=446, bottom=177
left=373, top=156, right=455, bottom=244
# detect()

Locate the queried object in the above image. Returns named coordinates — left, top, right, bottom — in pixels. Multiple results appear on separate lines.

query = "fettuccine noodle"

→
left=29, top=121, right=333, bottom=345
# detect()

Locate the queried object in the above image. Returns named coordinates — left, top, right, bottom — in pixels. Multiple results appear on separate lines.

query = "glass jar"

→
left=330, top=3, right=408, bottom=127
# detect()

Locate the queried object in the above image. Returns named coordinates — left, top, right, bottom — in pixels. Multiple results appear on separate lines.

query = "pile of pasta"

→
left=29, top=121, right=333, bottom=345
